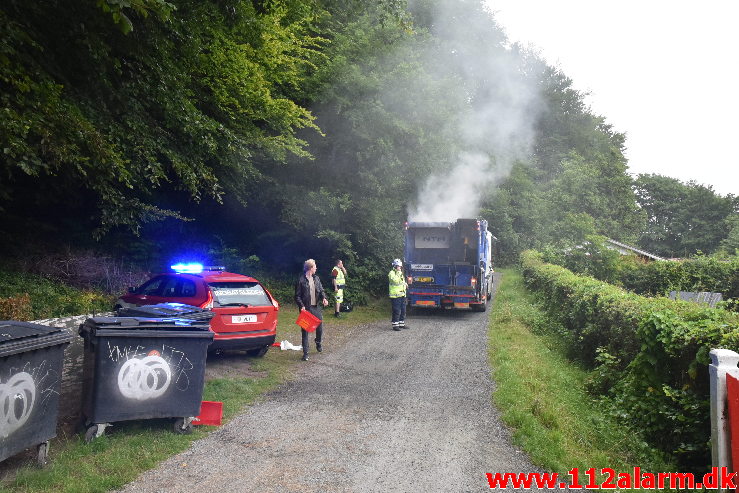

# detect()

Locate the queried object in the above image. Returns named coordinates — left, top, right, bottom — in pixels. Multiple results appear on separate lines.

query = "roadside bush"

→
left=541, top=235, right=624, bottom=285
left=0, top=269, right=112, bottom=319
left=12, top=250, right=150, bottom=295
left=543, top=243, right=739, bottom=309
left=0, top=293, right=32, bottom=320
left=619, top=255, right=739, bottom=302
left=207, top=244, right=373, bottom=308
left=521, top=250, right=739, bottom=470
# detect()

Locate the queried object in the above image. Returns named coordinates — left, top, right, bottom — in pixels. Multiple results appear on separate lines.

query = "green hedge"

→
left=619, top=256, right=739, bottom=302
left=542, top=242, right=739, bottom=307
left=520, top=250, right=739, bottom=469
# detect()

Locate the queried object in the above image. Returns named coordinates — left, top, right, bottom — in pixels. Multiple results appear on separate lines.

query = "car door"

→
left=128, top=276, right=170, bottom=306
left=166, top=277, right=204, bottom=307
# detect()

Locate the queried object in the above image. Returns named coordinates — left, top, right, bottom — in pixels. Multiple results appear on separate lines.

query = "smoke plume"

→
left=405, top=0, right=543, bottom=222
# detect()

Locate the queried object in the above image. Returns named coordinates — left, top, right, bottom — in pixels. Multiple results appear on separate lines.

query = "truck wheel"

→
left=472, top=299, right=487, bottom=312
left=246, top=345, right=269, bottom=358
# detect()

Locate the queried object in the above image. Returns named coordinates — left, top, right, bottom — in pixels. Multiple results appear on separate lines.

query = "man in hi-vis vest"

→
left=388, top=258, right=410, bottom=331
left=331, top=259, right=347, bottom=317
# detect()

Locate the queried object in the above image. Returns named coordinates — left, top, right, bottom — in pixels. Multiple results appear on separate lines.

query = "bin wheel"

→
left=85, top=424, right=99, bottom=443
left=173, top=418, right=193, bottom=435
left=37, top=442, right=50, bottom=467
left=246, top=345, right=269, bottom=358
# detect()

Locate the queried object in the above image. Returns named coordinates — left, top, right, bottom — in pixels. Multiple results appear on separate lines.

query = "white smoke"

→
left=406, top=0, right=544, bottom=222
left=409, top=151, right=493, bottom=221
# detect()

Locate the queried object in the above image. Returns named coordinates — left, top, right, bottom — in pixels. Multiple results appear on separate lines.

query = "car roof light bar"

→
left=171, top=262, right=204, bottom=274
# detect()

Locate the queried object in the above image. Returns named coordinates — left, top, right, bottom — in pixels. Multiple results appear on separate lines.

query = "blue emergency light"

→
left=170, top=262, right=204, bottom=274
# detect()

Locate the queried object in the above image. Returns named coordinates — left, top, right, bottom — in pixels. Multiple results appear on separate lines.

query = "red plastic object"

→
left=193, top=401, right=223, bottom=426
left=296, top=310, right=321, bottom=332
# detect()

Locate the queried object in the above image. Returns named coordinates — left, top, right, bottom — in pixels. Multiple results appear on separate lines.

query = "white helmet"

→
left=392, top=258, right=402, bottom=267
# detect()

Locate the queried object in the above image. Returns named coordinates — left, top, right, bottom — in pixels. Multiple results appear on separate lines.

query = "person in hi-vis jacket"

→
left=388, top=258, right=410, bottom=331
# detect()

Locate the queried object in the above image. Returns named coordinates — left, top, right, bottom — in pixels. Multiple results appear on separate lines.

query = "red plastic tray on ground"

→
left=193, top=401, right=223, bottom=426
left=296, top=310, right=321, bottom=332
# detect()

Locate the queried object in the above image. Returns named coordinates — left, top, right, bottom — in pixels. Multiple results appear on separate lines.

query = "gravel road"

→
left=118, top=275, right=544, bottom=492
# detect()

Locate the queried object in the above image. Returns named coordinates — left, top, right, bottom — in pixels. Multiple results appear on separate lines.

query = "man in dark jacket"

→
left=294, top=258, right=329, bottom=361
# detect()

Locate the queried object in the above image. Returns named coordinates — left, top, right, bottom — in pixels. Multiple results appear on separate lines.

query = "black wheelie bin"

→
left=0, top=320, right=72, bottom=466
left=78, top=316, right=213, bottom=441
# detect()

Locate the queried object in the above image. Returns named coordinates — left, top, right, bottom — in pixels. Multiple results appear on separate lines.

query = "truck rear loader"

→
left=404, top=218, right=494, bottom=311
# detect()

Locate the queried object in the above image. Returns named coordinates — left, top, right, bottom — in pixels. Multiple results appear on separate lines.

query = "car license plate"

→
left=232, top=314, right=257, bottom=323
left=414, top=276, right=434, bottom=283
left=454, top=302, right=469, bottom=309
left=415, top=300, right=436, bottom=306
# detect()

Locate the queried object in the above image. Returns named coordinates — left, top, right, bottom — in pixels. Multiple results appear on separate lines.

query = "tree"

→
left=543, top=152, right=643, bottom=243
left=719, top=213, right=739, bottom=255
left=0, top=0, right=326, bottom=236
left=634, top=174, right=736, bottom=257
left=482, top=163, right=544, bottom=263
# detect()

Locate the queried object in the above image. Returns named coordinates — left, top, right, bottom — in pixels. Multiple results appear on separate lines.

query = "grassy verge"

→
left=489, top=269, right=673, bottom=478
left=4, top=299, right=387, bottom=492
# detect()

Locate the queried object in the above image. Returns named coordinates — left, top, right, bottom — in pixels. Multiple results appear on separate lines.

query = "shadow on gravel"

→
left=408, top=308, right=483, bottom=319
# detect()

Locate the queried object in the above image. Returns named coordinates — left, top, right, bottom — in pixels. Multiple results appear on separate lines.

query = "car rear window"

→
left=208, top=282, right=272, bottom=307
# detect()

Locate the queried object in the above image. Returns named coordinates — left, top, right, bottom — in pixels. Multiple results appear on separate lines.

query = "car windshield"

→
left=208, top=281, right=271, bottom=307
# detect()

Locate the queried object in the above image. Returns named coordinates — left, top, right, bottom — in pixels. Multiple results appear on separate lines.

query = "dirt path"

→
left=118, top=275, right=542, bottom=492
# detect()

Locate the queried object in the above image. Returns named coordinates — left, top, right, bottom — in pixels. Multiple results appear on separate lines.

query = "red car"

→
left=115, top=265, right=279, bottom=356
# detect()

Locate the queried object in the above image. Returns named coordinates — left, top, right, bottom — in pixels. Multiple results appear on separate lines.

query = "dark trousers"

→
left=391, top=296, right=406, bottom=324
left=301, top=305, right=323, bottom=356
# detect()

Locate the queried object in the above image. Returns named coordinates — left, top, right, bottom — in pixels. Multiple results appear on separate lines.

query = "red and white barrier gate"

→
left=710, top=349, right=739, bottom=491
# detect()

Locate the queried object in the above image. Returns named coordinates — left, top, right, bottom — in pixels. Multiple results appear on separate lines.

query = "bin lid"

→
left=79, top=317, right=214, bottom=341
left=81, top=316, right=211, bottom=331
left=0, top=320, right=73, bottom=357
left=116, top=303, right=214, bottom=322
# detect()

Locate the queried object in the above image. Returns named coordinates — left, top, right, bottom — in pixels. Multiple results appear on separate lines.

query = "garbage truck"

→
left=404, top=218, right=494, bottom=311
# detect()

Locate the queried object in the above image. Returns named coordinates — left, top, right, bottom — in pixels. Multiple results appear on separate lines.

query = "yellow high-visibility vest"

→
left=388, top=269, right=406, bottom=298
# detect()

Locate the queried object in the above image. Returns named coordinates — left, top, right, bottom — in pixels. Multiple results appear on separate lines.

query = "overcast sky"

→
left=484, top=0, right=738, bottom=197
